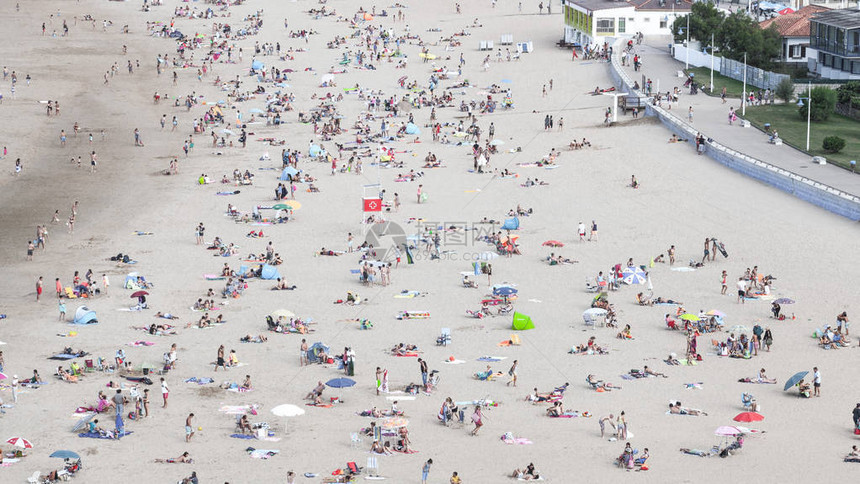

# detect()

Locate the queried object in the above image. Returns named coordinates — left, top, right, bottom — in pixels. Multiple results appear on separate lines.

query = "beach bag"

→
left=854, top=428, right=860, bottom=435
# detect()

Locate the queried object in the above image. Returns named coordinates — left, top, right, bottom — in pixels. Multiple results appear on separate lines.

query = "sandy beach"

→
left=1, top=0, right=859, bottom=482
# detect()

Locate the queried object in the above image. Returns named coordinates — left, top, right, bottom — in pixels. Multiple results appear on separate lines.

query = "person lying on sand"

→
left=643, top=366, right=667, bottom=378
left=587, top=374, right=621, bottom=391
left=680, top=448, right=710, bottom=457
left=669, top=402, right=707, bottom=416
left=155, top=452, right=192, bottom=463
left=240, top=334, right=268, bottom=343
left=155, top=312, right=179, bottom=320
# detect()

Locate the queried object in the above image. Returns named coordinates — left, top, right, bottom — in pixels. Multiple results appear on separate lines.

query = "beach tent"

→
left=501, top=218, right=519, bottom=231
left=363, top=13, right=374, bottom=21
left=280, top=166, right=299, bottom=180
left=251, top=60, right=265, bottom=71
left=124, top=272, right=140, bottom=289
left=307, top=342, right=330, bottom=363
left=73, top=306, right=98, bottom=325
left=405, top=123, right=420, bottom=135
left=308, top=144, right=323, bottom=158
left=512, top=312, right=534, bottom=331
left=260, top=265, right=281, bottom=280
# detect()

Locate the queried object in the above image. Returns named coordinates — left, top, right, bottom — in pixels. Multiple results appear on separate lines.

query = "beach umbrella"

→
left=778, top=7, right=795, bottom=14
left=492, top=283, right=516, bottom=291
left=280, top=166, right=299, bottom=177
left=621, top=266, right=647, bottom=285
left=50, top=450, right=80, bottom=460
left=271, top=309, right=295, bottom=319
left=773, top=298, right=795, bottom=304
left=493, top=287, right=518, bottom=297
left=783, top=371, right=808, bottom=391
left=326, top=378, right=356, bottom=388
left=219, top=128, right=235, bottom=136
left=706, top=310, right=725, bottom=317
left=728, top=325, right=750, bottom=334
left=130, top=290, right=149, bottom=298
left=679, top=313, right=700, bottom=321
left=272, top=203, right=291, bottom=210
left=733, top=412, right=764, bottom=423
left=6, top=437, right=33, bottom=449
left=72, top=413, right=95, bottom=432
left=476, top=252, right=499, bottom=261
left=379, top=417, right=409, bottom=429
left=714, top=426, right=743, bottom=437
left=278, top=200, right=301, bottom=210
left=0, top=372, right=7, bottom=380
left=271, top=404, right=305, bottom=434
left=542, top=240, right=564, bottom=247
left=271, top=404, right=304, bottom=418
left=489, top=139, right=505, bottom=146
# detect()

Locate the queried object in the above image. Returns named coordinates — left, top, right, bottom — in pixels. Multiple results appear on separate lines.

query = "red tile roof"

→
left=759, top=5, right=830, bottom=37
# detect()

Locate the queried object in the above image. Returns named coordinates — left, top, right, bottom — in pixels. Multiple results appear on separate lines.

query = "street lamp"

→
left=796, top=80, right=812, bottom=152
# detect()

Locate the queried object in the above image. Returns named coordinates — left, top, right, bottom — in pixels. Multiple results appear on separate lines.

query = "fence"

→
left=672, top=44, right=789, bottom=90
left=720, top=57, right=790, bottom=91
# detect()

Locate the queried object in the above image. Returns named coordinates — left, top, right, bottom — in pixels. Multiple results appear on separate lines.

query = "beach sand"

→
left=0, top=0, right=858, bottom=482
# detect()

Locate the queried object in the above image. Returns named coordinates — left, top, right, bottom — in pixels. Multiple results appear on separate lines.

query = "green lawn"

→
left=742, top=104, right=860, bottom=170
left=685, top=67, right=746, bottom=98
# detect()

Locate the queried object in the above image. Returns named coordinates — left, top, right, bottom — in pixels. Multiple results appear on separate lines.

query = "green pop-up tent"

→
left=512, top=312, right=534, bottom=330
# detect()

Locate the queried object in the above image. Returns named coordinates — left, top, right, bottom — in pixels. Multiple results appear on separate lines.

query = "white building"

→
left=562, top=0, right=691, bottom=46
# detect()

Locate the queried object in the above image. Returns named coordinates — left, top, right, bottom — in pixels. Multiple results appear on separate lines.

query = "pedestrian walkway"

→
left=619, top=37, right=860, bottom=198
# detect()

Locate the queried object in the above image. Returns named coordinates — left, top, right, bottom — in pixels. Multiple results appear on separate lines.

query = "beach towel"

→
left=502, top=437, right=533, bottom=445
left=203, top=274, right=226, bottom=280
left=78, top=431, right=133, bottom=440
left=248, top=448, right=279, bottom=459
left=49, top=354, right=79, bottom=360
left=477, top=356, right=507, bottom=362
left=230, top=434, right=256, bottom=440
left=127, top=341, right=155, bottom=347
left=185, top=377, right=215, bottom=385
left=443, top=359, right=466, bottom=364
left=394, top=353, right=419, bottom=357
left=306, top=403, right=333, bottom=408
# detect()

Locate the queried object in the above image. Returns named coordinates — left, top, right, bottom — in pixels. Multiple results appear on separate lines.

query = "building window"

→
left=596, top=18, right=615, bottom=35
left=659, top=18, right=667, bottom=28
left=618, top=17, right=626, bottom=34
left=789, top=45, right=804, bottom=59
left=852, top=61, right=860, bottom=74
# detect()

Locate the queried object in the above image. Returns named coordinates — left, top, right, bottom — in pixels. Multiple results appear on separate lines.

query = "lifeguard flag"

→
left=363, top=198, right=382, bottom=212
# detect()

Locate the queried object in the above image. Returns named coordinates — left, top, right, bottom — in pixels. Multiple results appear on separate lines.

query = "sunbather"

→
left=305, top=381, right=325, bottom=400
left=669, top=402, right=707, bottom=416
left=155, top=452, right=193, bottom=463
left=58, top=366, right=78, bottom=383
left=643, top=366, right=667, bottom=378
left=680, top=448, right=710, bottom=457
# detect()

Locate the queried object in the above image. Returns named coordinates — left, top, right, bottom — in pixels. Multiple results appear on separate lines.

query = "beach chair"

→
left=26, top=471, right=41, bottom=484
left=436, top=328, right=451, bottom=346
left=366, top=456, right=379, bottom=477
left=84, top=359, right=95, bottom=373
left=350, top=432, right=362, bottom=449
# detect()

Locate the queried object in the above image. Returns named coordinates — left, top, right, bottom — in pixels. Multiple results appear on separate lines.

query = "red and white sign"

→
left=363, top=198, right=382, bottom=212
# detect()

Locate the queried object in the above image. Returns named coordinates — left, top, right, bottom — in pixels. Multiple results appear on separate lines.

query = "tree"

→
left=671, top=2, right=725, bottom=44
left=798, top=87, right=837, bottom=122
left=836, top=81, right=860, bottom=108
left=717, top=12, right=781, bottom=69
left=775, top=78, right=794, bottom=104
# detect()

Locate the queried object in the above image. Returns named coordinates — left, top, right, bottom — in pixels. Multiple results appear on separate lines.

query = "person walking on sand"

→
left=300, top=339, right=309, bottom=366
left=36, top=276, right=43, bottom=301
left=470, top=405, right=484, bottom=435
left=701, top=238, right=709, bottom=264
left=721, top=271, right=728, bottom=295
left=813, top=367, right=821, bottom=397
left=195, top=223, right=205, bottom=245
left=161, top=377, right=169, bottom=407
left=103, top=273, right=109, bottom=295
left=376, top=367, right=384, bottom=395
left=421, top=459, right=433, bottom=483
left=589, top=220, right=598, bottom=241
left=578, top=221, right=586, bottom=241
left=506, top=360, right=518, bottom=387
left=58, top=300, right=66, bottom=321
left=215, top=345, right=227, bottom=371
left=418, top=358, right=428, bottom=390
left=185, top=413, right=195, bottom=442
left=417, top=185, right=423, bottom=204
left=737, top=277, right=746, bottom=304
left=617, top=411, right=628, bottom=440
left=668, top=245, right=675, bottom=265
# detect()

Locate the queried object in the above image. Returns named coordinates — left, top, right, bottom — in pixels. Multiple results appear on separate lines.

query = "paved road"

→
left=618, top=38, right=860, bottom=197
